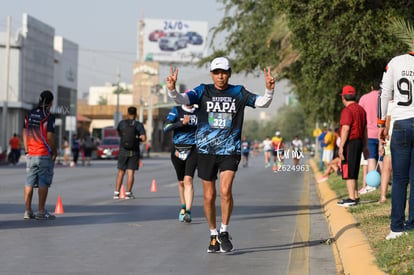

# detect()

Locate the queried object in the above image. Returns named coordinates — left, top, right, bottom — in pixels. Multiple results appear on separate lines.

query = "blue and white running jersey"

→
left=163, top=105, right=198, bottom=146
left=186, top=84, right=258, bottom=155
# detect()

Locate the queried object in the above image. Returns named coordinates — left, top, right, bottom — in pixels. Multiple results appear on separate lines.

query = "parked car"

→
left=184, top=31, right=203, bottom=45
left=97, top=137, right=120, bottom=159
left=158, top=32, right=188, bottom=51
left=148, top=29, right=166, bottom=42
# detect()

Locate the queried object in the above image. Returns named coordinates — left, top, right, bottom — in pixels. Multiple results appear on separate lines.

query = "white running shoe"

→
left=385, top=231, right=407, bottom=240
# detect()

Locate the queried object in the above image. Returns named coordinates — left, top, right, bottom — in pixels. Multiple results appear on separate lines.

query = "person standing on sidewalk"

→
left=113, top=106, right=146, bottom=200
left=378, top=98, right=395, bottom=204
left=337, top=85, right=368, bottom=207
left=163, top=104, right=198, bottom=223
left=318, top=124, right=328, bottom=171
left=71, top=134, right=80, bottom=166
left=358, top=80, right=380, bottom=195
left=23, top=90, right=58, bottom=220
left=166, top=56, right=275, bottom=253
left=378, top=47, right=414, bottom=240
left=9, top=133, right=21, bottom=165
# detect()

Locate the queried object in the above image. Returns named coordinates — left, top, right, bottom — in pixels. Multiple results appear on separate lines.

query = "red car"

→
left=148, top=29, right=166, bottom=42
left=97, top=137, right=120, bottom=159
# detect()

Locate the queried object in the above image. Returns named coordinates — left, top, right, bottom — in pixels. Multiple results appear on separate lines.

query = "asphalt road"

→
left=0, top=154, right=337, bottom=275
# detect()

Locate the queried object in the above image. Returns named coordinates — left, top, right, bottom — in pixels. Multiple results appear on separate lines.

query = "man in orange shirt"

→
left=271, top=131, right=285, bottom=172
left=9, top=133, right=21, bottom=165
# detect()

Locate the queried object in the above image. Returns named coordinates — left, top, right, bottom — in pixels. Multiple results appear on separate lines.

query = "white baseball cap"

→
left=210, top=57, right=231, bottom=71
left=275, top=131, right=280, bottom=136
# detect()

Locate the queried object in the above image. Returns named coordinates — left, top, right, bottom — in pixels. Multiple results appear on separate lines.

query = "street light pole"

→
left=147, top=88, right=154, bottom=143
left=139, top=97, right=145, bottom=123
left=1, top=16, right=11, bottom=154
left=114, top=69, right=120, bottom=127
left=146, top=84, right=161, bottom=143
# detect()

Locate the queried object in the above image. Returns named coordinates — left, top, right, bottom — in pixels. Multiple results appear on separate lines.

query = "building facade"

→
left=0, top=13, right=78, bottom=153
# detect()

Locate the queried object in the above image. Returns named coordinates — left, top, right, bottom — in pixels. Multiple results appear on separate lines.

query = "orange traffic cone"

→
left=119, top=184, right=126, bottom=199
left=150, top=179, right=157, bottom=193
left=54, top=195, right=64, bottom=214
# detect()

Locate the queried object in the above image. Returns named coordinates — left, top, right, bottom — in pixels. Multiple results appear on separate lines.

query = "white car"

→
left=158, top=32, right=188, bottom=51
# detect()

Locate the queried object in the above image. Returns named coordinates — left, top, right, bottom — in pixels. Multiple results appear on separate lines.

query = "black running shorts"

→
left=171, top=148, right=198, bottom=181
left=341, top=139, right=363, bottom=180
left=197, top=154, right=241, bottom=181
left=117, top=153, right=139, bottom=171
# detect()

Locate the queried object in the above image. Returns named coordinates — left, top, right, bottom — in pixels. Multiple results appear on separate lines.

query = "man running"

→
left=163, top=104, right=198, bottom=223
left=166, top=57, right=275, bottom=253
left=271, top=131, right=284, bottom=172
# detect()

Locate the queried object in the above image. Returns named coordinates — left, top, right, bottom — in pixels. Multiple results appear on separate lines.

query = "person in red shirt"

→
left=23, top=90, right=57, bottom=220
left=9, top=133, right=21, bottom=164
left=337, top=85, right=368, bottom=207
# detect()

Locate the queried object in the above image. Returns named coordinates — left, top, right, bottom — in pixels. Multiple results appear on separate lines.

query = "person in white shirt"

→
left=378, top=48, right=414, bottom=240
left=262, top=136, right=273, bottom=168
left=291, top=135, right=303, bottom=166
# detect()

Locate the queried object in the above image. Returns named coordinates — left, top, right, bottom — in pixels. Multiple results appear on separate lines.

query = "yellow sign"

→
left=313, top=128, right=322, bottom=137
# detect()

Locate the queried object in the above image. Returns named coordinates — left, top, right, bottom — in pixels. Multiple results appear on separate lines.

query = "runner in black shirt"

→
left=166, top=57, right=275, bottom=253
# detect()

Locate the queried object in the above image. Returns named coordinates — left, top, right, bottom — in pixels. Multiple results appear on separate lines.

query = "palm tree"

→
left=266, top=14, right=300, bottom=77
left=388, top=17, right=414, bottom=50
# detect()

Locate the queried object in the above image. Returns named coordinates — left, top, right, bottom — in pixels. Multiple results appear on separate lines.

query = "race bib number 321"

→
left=208, top=113, right=232, bottom=129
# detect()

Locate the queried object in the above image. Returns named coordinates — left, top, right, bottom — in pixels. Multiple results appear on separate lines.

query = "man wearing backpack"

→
left=114, top=106, right=146, bottom=199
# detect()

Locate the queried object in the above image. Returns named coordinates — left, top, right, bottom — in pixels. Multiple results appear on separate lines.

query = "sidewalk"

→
left=310, top=160, right=385, bottom=275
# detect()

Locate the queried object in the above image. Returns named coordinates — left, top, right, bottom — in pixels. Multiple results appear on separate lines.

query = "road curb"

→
left=310, top=159, right=385, bottom=275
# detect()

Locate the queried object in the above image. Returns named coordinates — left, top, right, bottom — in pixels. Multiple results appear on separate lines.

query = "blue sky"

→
left=0, top=0, right=229, bottom=95
left=0, top=0, right=288, bottom=119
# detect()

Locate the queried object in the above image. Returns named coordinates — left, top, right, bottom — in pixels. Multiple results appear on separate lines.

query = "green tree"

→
left=279, top=0, right=409, bottom=121
left=97, top=96, right=108, bottom=105
left=243, top=104, right=313, bottom=143
left=206, top=0, right=414, bottom=122
left=199, top=0, right=281, bottom=74
left=113, top=87, right=131, bottom=94
left=242, top=120, right=261, bottom=141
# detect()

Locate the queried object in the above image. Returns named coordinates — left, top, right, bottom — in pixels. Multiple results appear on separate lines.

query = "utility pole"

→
left=1, top=16, right=11, bottom=154
left=114, top=69, right=121, bottom=127
left=139, top=97, right=145, bottom=123
left=138, top=18, right=145, bottom=62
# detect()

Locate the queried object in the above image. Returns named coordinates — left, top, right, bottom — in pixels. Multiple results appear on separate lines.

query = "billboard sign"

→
left=142, top=18, right=208, bottom=63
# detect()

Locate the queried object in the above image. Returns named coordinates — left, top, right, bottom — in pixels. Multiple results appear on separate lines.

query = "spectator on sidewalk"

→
left=322, top=127, right=335, bottom=167
left=318, top=156, right=341, bottom=183
left=378, top=47, right=414, bottom=240
left=318, top=124, right=328, bottom=171
left=62, top=136, right=70, bottom=166
left=71, top=134, right=80, bottom=166
left=358, top=80, right=381, bottom=195
left=337, top=85, right=368, bottom=207
left=82, top=133, right=95, bottom=166
left=378, top=99, right=395, bottom=204
left=9, top=133, right=21, bottom=165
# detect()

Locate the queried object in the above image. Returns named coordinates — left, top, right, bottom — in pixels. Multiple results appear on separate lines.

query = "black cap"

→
left=128, top=106, right=137, bottom=115
left=39, top=90, right=54, bottom=106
